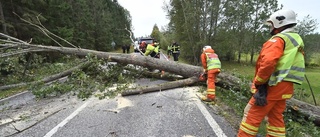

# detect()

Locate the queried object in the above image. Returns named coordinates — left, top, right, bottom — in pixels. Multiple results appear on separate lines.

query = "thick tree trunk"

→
left=287, top=98, right=320, bottom=126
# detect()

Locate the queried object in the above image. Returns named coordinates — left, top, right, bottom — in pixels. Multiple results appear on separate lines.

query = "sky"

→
left=117, top=0, right=320, bottom=37
left=117, top=0, right=170, bottom=37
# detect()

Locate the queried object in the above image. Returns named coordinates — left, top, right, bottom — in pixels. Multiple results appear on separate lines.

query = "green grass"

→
left=221, top=60, right=320, bottom=105
left=295, top=67, right=320, bottom=105
left=221, top=61, right=255, bottom=79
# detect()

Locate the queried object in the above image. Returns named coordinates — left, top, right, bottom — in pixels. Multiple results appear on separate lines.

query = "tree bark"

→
left=121, top=76, right=199, bottom=96
left=0, top=1, right=8, bottom=34
left=287, top=98, right=320, bottom=126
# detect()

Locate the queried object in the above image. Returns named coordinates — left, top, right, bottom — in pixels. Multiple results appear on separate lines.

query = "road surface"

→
left=1, top=78, right=237, bottom=137
left=1, top=53, right=237, bottom=137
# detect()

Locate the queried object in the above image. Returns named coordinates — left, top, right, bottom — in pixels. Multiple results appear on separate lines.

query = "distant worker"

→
left=122, top=44, right=126, bottom=53
left=199, top=45, right=221, bottom=102
left=139, top=41, right=147, bottom=54
left=171, top=41, right=180, bottom=61
left=126, top=44, right=130, bottom=53
left=144, top=41, right=160, bottom=59
left=237, top=9, right=305, bottom=137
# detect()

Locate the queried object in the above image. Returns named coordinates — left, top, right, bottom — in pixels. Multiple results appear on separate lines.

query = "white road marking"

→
left=195, top=100, right=227, bottom=137
left=43, top=99, right=92, bottom=137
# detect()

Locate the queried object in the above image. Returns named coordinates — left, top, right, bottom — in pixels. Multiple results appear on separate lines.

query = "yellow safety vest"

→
left=172, top=44, right=180, bottom=53
left=144, top=44, right=159, bottom=56
left=268, top=33, right=305, bottom=86
left=205, top=52, right=221, bottom=70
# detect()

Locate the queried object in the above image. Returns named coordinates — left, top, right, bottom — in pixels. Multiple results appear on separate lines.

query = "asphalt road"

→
left=1, top=53, right=237, bottom=137
left=0, top=78, right=237, bottom=137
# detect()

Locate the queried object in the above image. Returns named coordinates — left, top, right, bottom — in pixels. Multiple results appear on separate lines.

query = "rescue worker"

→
left=144, top=41, right=160, bottom=59
left=122, top=44, right=126, bottom=53
left=171, top=41, right=180, bottom=61
left=200, top=45, right=221, bottom=102
left=139, top=41, right=147, bottom=54
left=238, top=9, right=305, bottom=137
left=126, top=44, right=130, bottom=53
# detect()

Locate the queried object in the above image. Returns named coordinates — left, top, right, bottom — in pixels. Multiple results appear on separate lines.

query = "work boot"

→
left=201, top=96, right=215, bottom=102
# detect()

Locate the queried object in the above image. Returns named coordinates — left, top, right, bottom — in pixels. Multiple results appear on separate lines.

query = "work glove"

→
left=253, top=84, right=268, bottom=106
left=199, top=72, right=207, bottom=81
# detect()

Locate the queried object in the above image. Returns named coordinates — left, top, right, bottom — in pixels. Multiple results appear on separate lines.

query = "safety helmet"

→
left=154, top=42, right=159, bottom=46
left=203, top=45, right=212, bottom=51
left=266, top=9, right=297, bottom=29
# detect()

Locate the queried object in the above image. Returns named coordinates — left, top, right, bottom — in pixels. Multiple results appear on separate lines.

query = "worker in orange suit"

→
left=238, top=9, right=305, bottom=137
left=200, top=45, right=221, bottom=102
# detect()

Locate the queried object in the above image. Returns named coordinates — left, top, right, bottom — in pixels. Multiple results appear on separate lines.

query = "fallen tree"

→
left=287, top=98, right=320, bottom=126
left=1, top=32, right=320, bottom=127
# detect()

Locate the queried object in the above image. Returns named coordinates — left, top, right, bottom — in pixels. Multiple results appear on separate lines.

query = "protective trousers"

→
left=206, top=69, right=220, bottom=100
left=172, top=53, right=179, bottom=61
left=237, top=97, right=287, bottom=137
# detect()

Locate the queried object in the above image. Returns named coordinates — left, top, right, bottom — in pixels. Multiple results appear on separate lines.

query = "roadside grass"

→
left=221, top=61, right=320, bottom=105
left=294, top=67, right=320, bottom=105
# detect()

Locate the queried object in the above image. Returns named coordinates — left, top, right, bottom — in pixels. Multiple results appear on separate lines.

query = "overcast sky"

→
left=117, top=0, right=320, bottom=37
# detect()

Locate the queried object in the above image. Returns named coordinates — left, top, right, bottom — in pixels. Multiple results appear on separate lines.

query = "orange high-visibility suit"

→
left=239, top=9, right=305, bottom=137
left=200, top=48, right=221, bottom=100
left=238, top=36, right=297, bottom=137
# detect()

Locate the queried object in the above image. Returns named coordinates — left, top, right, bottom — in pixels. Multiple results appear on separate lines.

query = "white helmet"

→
left=203, top=45, right=212, bottom=51
left=266, top=9, right=297, bottom=28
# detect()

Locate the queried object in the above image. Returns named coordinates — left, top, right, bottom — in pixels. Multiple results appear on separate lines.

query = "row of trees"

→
left=1, top=0, right=320, bottom=68
left=155, top=0, right=320, bottom=65
left=0, top=0, right=132, bottom=52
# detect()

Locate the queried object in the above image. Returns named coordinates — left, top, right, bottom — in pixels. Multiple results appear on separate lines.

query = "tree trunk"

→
left=25, top=44, right=242, bottom=91
left=287, top=98, right=320, bottom=126
left=121, top=76, right=199, bottom=96
left=0, top=1, right=8, bottom=34
left=1, top=40, right=319, bottom=127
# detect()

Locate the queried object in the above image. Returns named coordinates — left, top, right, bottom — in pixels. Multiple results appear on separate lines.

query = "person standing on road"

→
left=122, top=44, right=126, bottom=53
left=200, top=45, right=221, bottom=102
left=126, top=44, right=130, bottom=53
left=238, top=9, right=305, bottom=137
left=171, top=41, right=180, bottom=61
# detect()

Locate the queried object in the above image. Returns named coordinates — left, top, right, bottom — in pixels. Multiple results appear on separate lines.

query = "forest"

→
left=1, top=0, right=320, bottom=136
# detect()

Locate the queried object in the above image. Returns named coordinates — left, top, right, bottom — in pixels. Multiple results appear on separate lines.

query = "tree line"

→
left=155, top=0, right=320, bottom=65
left=0, top=0, right=132, bottom=52
left=1, top=0, right=320, bottom=68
